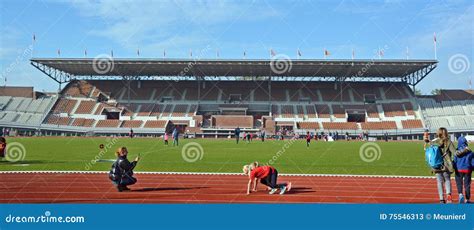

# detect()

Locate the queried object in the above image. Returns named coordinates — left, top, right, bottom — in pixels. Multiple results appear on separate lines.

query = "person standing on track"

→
left=235, top=126, right=241, bottom=144
left=425, top=127, right=456, bottom=203
left=243, top=162, right=291, bottom=195
left=109, top=147, right=140, bottom=192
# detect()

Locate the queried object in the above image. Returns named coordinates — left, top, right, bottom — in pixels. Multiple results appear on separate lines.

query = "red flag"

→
left=270, top=49, right=276, bottom=57
left=324, top=49, right=330, bottom=56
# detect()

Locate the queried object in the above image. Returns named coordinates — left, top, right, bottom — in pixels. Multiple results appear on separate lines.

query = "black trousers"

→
left=260, top=169, right=285, bottom=189
left=118, top=174, right=137, bottom=187
left=455, top=171, right=472, bottom=200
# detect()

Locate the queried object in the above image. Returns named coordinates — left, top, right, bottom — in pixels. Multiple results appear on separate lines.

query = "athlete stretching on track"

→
left=243, top=162, right=292, bottom=195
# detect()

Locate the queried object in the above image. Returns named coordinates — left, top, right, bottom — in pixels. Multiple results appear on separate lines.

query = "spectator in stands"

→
left=243, top=162, right=291, bottom=195
left=172, top=127, right=179, bottom=146
left=109, top=147, right=140, bottom=192
left=163, top=132, right=169, bottom=146
left=426, top=127, right=456, bottom=203
left=0, top=137, right=6, bottom=159
left=234, top=127, right=241, bottom=144
left=453, top=135, right=473, bottom=203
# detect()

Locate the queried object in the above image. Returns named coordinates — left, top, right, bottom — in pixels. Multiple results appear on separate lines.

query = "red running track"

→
left=0, top=172, right=458, bottom=204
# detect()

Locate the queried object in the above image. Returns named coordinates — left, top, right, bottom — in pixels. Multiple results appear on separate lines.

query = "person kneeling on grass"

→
left=109, top=147, right=140, bottom=192
left=243, top=162, right=291, bottom=195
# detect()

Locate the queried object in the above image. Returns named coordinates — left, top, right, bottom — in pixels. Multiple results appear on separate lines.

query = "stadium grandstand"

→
left=1, top=57, right=473, bottom=139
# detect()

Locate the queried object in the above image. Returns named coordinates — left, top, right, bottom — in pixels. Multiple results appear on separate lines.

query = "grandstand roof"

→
left=30, top=58, right=437, bottom=86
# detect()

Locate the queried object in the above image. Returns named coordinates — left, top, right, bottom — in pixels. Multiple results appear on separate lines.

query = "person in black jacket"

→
left=110, top=147, right=140, bottom=192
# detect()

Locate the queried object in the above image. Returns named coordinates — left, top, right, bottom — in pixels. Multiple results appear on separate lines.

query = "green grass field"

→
left=0, top=137, right=432, bottom=176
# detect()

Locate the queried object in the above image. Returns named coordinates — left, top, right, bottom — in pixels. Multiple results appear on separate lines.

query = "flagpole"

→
left=406, top=47, right=409, bottom=60
left=434, top=32, right=437, bottom=60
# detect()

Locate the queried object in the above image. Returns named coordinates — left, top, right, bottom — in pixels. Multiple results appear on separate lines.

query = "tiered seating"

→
left=322, top=122, right=358, bottom=130
left=365, top=104, right=379, bottom=118
left=360, top=121, right=397, bottom=130
left=281, top=105, right=295, bottom=118
left=212, top=115, right=253, bottom=128
left=271, top=105, right=280, bottom=117
left=161, top=104, right=173, bottom=117
left=63, top=80, right=94, bottom=97
left=382, top=84, right=409, bottom=99
left=151, top=104, right=165, bottom=116
left=425, top=117, right=450, bottom=128
left=75, top=101, right=97, bottom=114
left=52, top=99, right=77, bottom=114
left=95, top=120, right=122, bottom=128
left=46, top=115, right=71, bottom=126
left=305, top=105, right=317, bottom=118
left=315, top=105, right=330, bottom=118
left=298, top=122, right=320, bottom=129
left=383, top=103, right=405, bottom=117
left=71, top=118, right=95, bottom=127
left=331, top=105, right=346, bottom=118
left=401, top=119, right=424, bottom=129
left=121, top=120, right=143, bottom=128
left=173, top=104, right=188, bottom=117
left=187, top=105, right=197, bottom=116
left=403, top=102, right=415, bottom=116
left=144, top=120, right=167, bottom=128
left=138, top=104, right=153, bottom=116
left=296, top=105, right=304, bottom=118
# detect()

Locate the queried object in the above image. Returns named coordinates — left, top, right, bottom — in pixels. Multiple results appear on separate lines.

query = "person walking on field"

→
left=235, top=127, right=241, bottom=144
left=305, top=131, right=311, bottom=148
left=172, top=127, right=179, bottom=146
